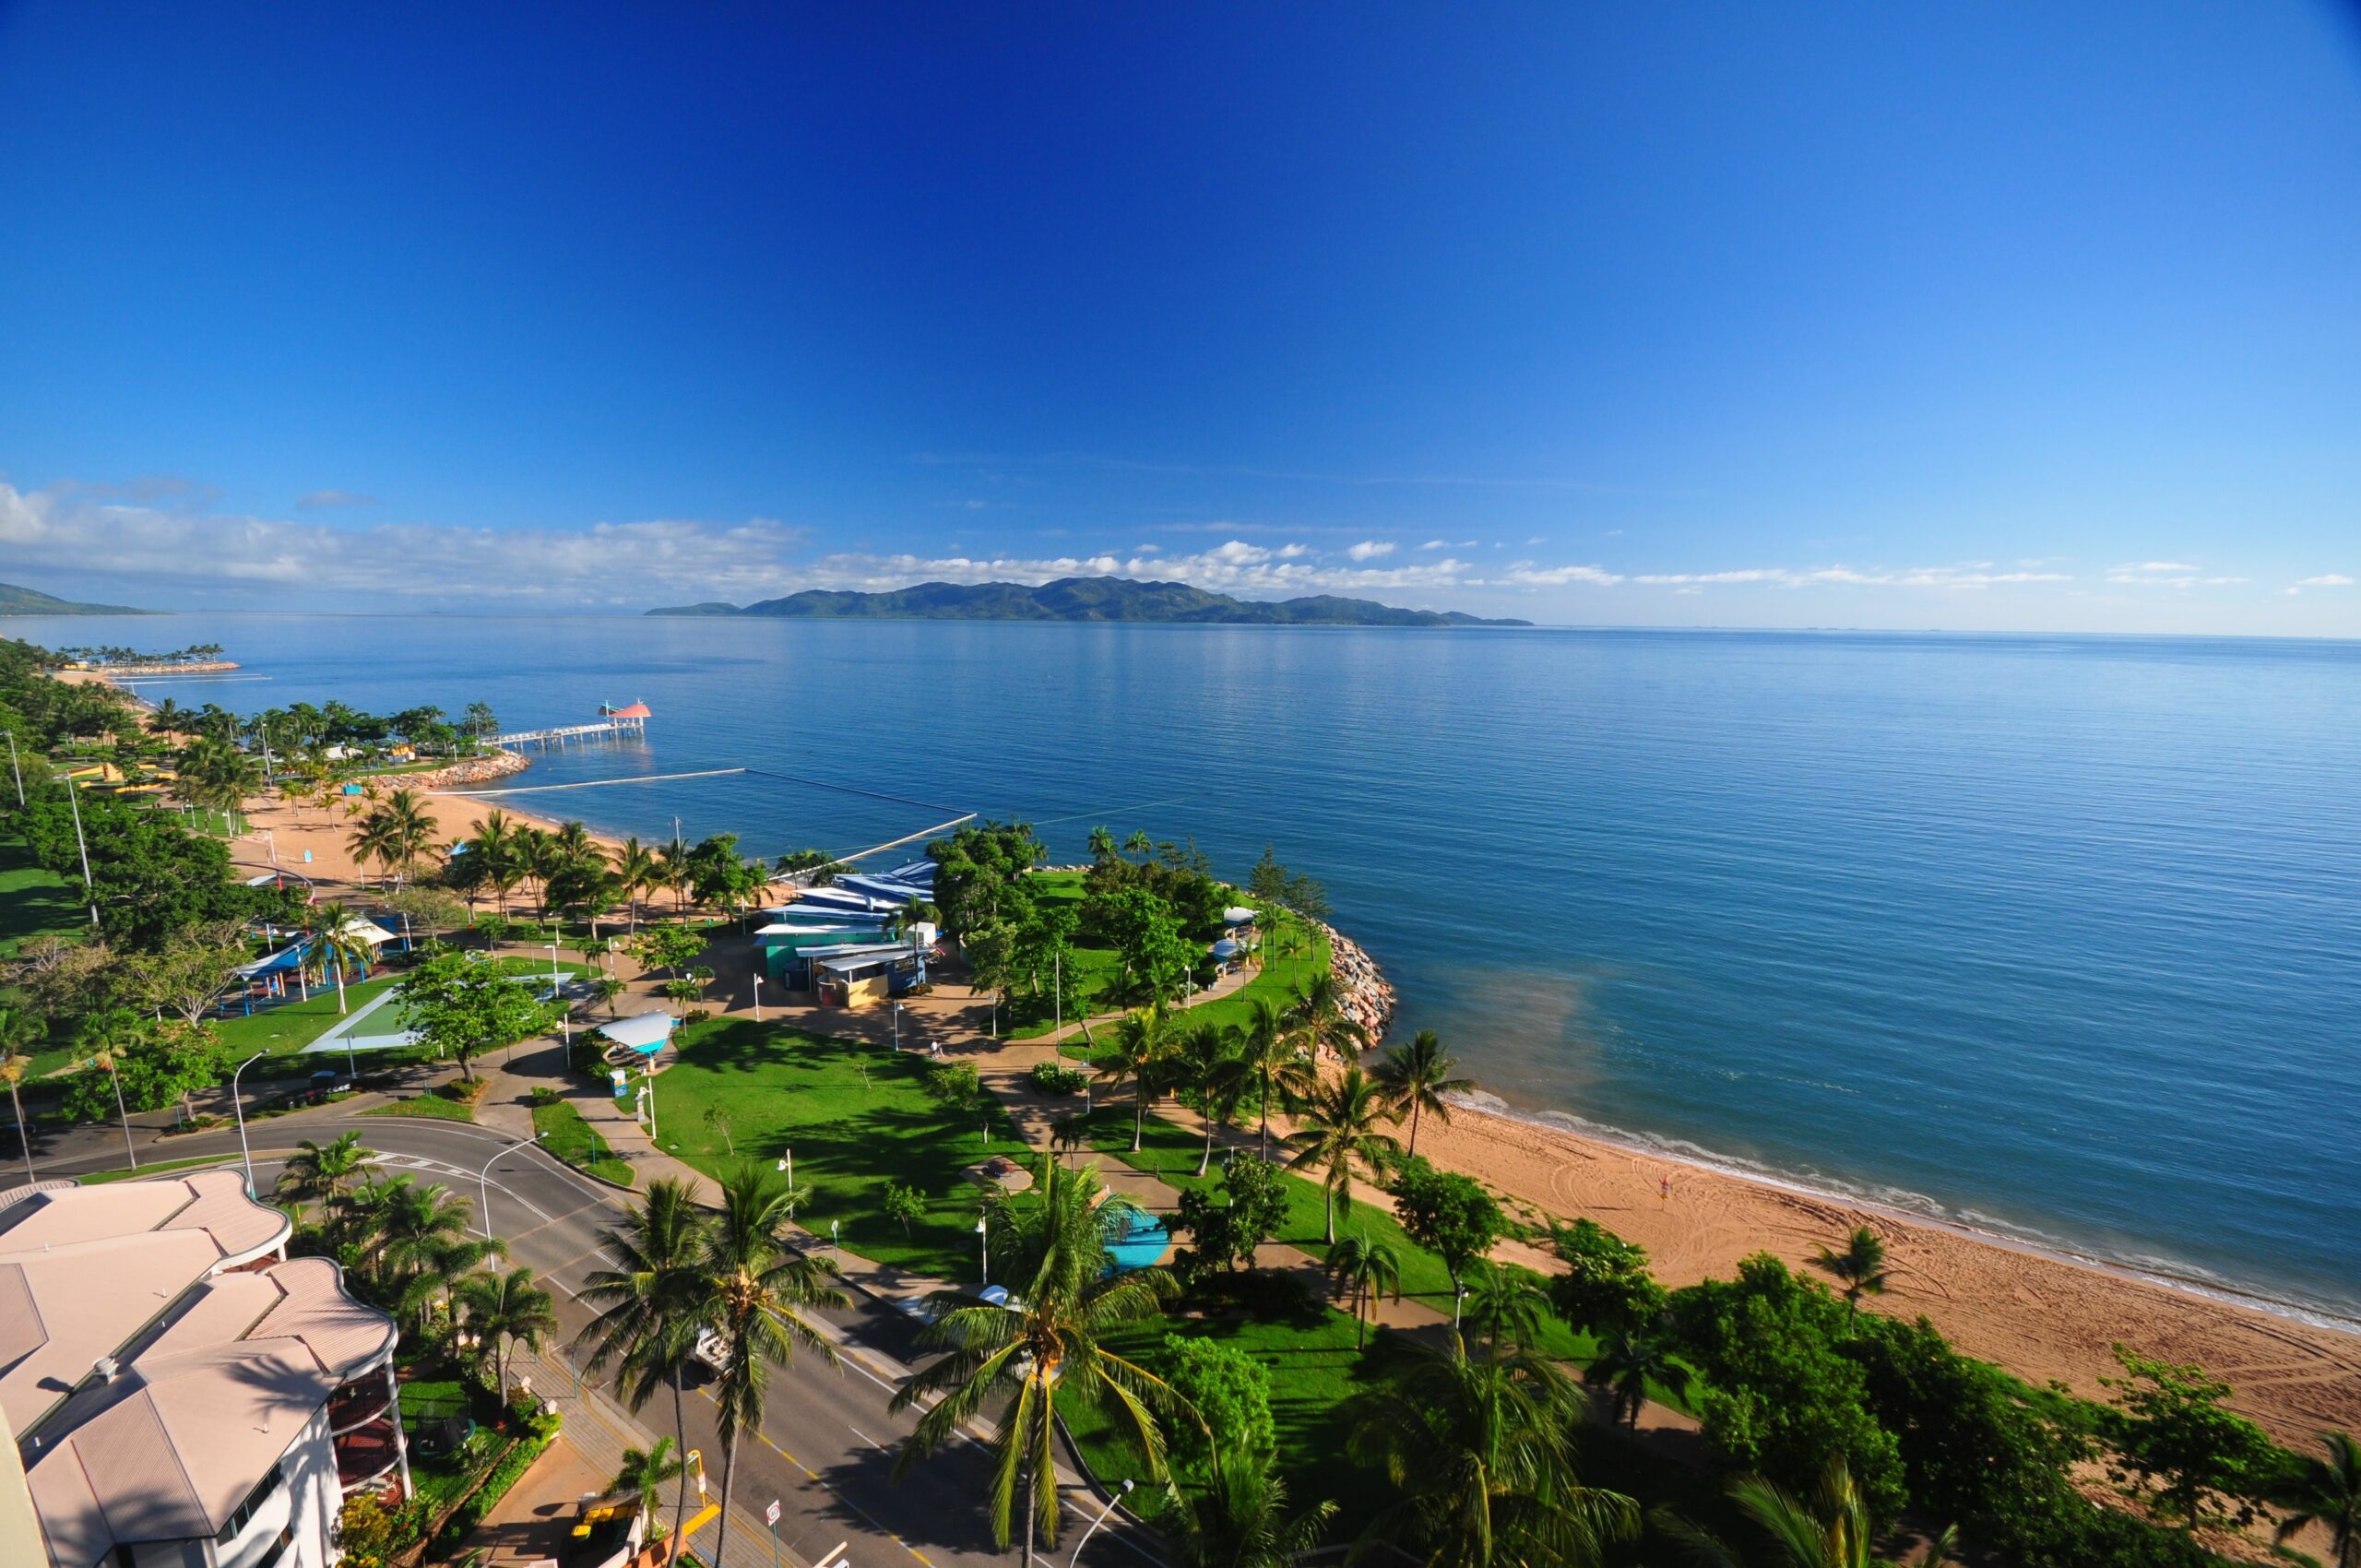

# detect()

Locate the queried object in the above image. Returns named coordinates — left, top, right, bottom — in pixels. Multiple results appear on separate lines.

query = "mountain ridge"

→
left=647, top=576, right=1530, bottom=627
left=0, top=581, right=155, bottom=615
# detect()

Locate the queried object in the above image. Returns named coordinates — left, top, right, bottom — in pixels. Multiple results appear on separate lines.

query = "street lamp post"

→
left=1068, top=1479, right=1134, bottom=1568
left=752, top=974, right=763, bottom=1022
left=231, top=1051, right=266, bottom=1195
left=2, top=729, right=23, bottom=806
left=977, top=1216, right=990, bottom=1285
left=892, top=1001, right=901, bottom=1052
left=63, top=777, right=98, bottom=928
left=478, top=1132, right=546, bottom=1238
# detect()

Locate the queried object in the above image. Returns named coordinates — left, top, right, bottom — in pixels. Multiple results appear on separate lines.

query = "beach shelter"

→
left=1222, top=906, right=1258, bottom=926
left=595, top=1013, right=674, bottom=1060
left=1211, top=937, right=1243, bottom=961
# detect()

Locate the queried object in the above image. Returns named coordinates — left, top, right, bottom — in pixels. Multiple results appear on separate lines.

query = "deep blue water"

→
left=18, top=612, right=2359, bottom=1316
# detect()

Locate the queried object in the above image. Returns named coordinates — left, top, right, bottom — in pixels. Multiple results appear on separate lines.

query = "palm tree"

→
left=1371, top=1029, right=1476, bottom=1159
left=1583, top=1328, right=1691, bottom=1431
left=516, top=826, right=556, bottom=917
left=1287, top=971, right=1368, bottom=1062
left=377, top=787, right=438, bottom=883
left=1238, top=997, right=1311, bottom=1159
left=1170, top=1450, right=1337, bottom=1568
left=611, top=1437, right=687, bottom=1545
left=466, top=809, right=523, bottom=917
left=279, top=1131, right=371, bottom=1208
left=1326, top=1230, right=1402, bottom=1348
left=1086, top=826, right=1117, bottom=862
left=701, top=1163, right=848, bottom=1568
left=1283, top=1064, right=1402, bottom=1244
left=576, top=1180, right=713, bottom=1552
left=1123, top=828, right=1154, bottom=861
left=1810, top=1227, right=1892, bottom=1313
left=346, top=812, right=400, bottom=888
left=371, top=1177, right=505, bottom=1330
left=614, top=836, right=660, bottom=932
left=894, top=1155, right=1186, bottom=1566
left=2276, top=1431, right=2361, bottom=1568
left=306, top=903, right=376, bottom=1016
left=457, top=1265, right=558, bottom=1402
left=1096, top=1006, right=1171, bottom=1152
left=1346, top=1336, right=1637, bottom=1568
left=1461, top=1263, right=1552, bottom=1360
left=1177, top=1019, right=1248, bottom=1175
left=1658, top=1458, right=1955, bottom=1568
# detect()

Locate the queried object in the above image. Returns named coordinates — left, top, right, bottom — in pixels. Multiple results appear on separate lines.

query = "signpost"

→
left=765, top=1500, right=782, bottom=1568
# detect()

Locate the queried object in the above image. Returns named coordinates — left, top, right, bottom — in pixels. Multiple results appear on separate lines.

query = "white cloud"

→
left=1275, top=542, right=1310, bottom=558
left=2123, top=562, right=2199, bottom=574
left=1347, top=540, right=1395, bottom=561
left=1634, top=564, right=2072, bottom=590
left=2296, top=574, right=2353, bottom=587
left=1525, top=536, right=1546, bottom=546
left=1501, top=563, right=1622, bottom=587
left=1418, top=540, right=1449, bottom=551
left=295, top=489, right=374, bottom=509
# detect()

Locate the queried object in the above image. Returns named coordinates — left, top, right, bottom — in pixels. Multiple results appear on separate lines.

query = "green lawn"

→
left=0, top=834, right=83, bottom=959
left=1061, top=1297, right=1386, bottom=1529
left=1005, top=872, right=1331, bottom=1052
left=532, top=1096, right=633, bottom=1185
left=652, top=1019, right=1035, bottom=1277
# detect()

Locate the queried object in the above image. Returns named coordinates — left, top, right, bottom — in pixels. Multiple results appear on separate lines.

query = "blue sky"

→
left=2, top=3, right=2357, bottom=632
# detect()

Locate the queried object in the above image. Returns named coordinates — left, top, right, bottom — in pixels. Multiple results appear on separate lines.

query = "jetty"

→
left=488, top=700, right=650, bottom=751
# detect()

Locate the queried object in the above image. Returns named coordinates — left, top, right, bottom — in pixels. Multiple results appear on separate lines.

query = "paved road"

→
left=23, top=1115, right=1162, bottom=1568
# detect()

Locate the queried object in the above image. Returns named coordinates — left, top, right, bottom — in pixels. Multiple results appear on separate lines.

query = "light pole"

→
left=478, top=1132, right=546, bottom=1238
left=892, top=1001, right=901, bottom=1052
left=1067, top=1479, right=1134, bottom=1568
left=752, top=974, right=763, bottom=1022
left=1453, top=1285, right=1469, bottom=1334
left=63, top=777, right=98, bottom=928
left=977, top=1216, right=989, bottom=1285
left=231, top=1051, right=265, bottom=1195
left=2, top=729, right=22, bottom=806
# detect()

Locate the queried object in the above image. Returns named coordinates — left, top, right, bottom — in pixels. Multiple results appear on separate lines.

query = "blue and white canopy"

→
left=597, top=1013, right=675, bottom=1056
left=1211, top=937, right=1244, bottom=959
left=1222, top=907, right=1258, bottom=925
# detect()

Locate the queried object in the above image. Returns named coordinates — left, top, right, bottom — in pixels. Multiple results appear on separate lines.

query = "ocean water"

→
left=17, top=612, right=2360, bottom=1316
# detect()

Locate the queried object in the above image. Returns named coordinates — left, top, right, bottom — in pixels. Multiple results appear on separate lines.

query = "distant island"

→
left=647, top=576, right=1532, bottom=627
left=0, top=580, right=154, bottom=615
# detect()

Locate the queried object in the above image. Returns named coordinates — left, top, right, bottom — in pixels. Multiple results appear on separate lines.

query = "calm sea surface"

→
left=18, top=613, right=2360, bottom=1316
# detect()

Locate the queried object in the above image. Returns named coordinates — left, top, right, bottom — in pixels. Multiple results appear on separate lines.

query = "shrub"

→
left=1029, top=1062, right=1087, bottom=1095
left=528, top=1085, right=560, bottom=1107
left=1157, top=1334, right=1275, bottom=1478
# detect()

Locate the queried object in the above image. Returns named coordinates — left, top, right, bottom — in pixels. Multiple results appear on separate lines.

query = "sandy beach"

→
left=1391, top=1094, right=2361, bottom=1447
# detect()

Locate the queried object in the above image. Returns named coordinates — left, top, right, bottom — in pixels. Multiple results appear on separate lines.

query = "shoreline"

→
left=1394, top=1079, right=2361, bottom=1444
left=1455, top=1088, right=2361, bottom=1340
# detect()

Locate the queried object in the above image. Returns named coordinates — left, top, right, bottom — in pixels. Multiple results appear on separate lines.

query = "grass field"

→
left=365, top=1093, right=477, bottom=1123
left=654, top=1019, right=1035, bottom=1277
left=78, top=1153, right=241, bottom=1184
left=1006, top=872, right=1332, bottom=1052
left=532, top=1096, right=633, bottom=1185
left=0, top=833, right=83, bottom=960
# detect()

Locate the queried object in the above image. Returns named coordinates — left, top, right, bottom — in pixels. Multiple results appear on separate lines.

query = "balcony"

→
left=333, top=1418, right=404, bottom=1496
left=326, top=1383, right=395, bottom=1435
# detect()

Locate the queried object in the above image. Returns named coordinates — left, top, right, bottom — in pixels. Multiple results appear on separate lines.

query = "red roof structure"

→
left=600, top=701, right=653, bottom=719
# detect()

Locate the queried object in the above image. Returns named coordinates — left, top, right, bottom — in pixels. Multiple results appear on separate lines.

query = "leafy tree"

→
left=884, top=1182, right=926, bottom=1237
left=926, top=819, right=1043, bottom=934
left=1547, top=1218, right=1667, bottom=1337
left=2101, top=1345, right=2277, bottom=1536
left=119, top=928, right=248, bottom=1027
left=1389, top=1155, right=1505, bottom=1292
left=1811, top=1226, right=1892, bottom=1313
left=1247, top=846, right=1291, bottom=906
left=1095, top=1007, right=1171, bottom=1152
left=962, top=917, right=1020, bottom=1031
left=892, top=1155, right=1184, bottom=1566
left=1173, top=1151, right=1291, bottom=1284
left=2275, top=1431, right=2361, bottom=1568
left=1282, top=1063, right=1402, bottom=1244
left=1174, top=1019, right=1249, bottom=1175
left=1091, top=886, right=1193, bottom=1005
left=1346, top=1336, right=1637, bottom=1567
left=457, top=1265, right=559, bottom=1403
left=924, top=1058, right=983, bottom=1114
left=397, top=950, right=562, bottom=1080
left=1326, top=1230, right=1404, bottom=1348
left=1371, top=1029, right=1475, bottom=1159
left=60, top=1013, right=231, bottom=1123
left=1159, top=1334, right=1275, bottom=1479
left=1662, top=1254, right=1907, bottom=1526
left=631, top=924, right=707, bottom=979
left=1237, top=996, right=1311, bottom=1159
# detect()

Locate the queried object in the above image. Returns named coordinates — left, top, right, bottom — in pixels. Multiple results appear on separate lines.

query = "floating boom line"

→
left=431, top=767, right=749, bottom=797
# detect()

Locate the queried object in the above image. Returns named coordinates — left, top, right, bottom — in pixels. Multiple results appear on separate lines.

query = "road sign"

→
left=765, top=1501, right=781, bottom=1526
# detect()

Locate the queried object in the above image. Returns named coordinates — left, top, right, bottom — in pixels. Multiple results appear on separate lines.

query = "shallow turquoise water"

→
left=23, top=613, right=2359, bottom=1316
